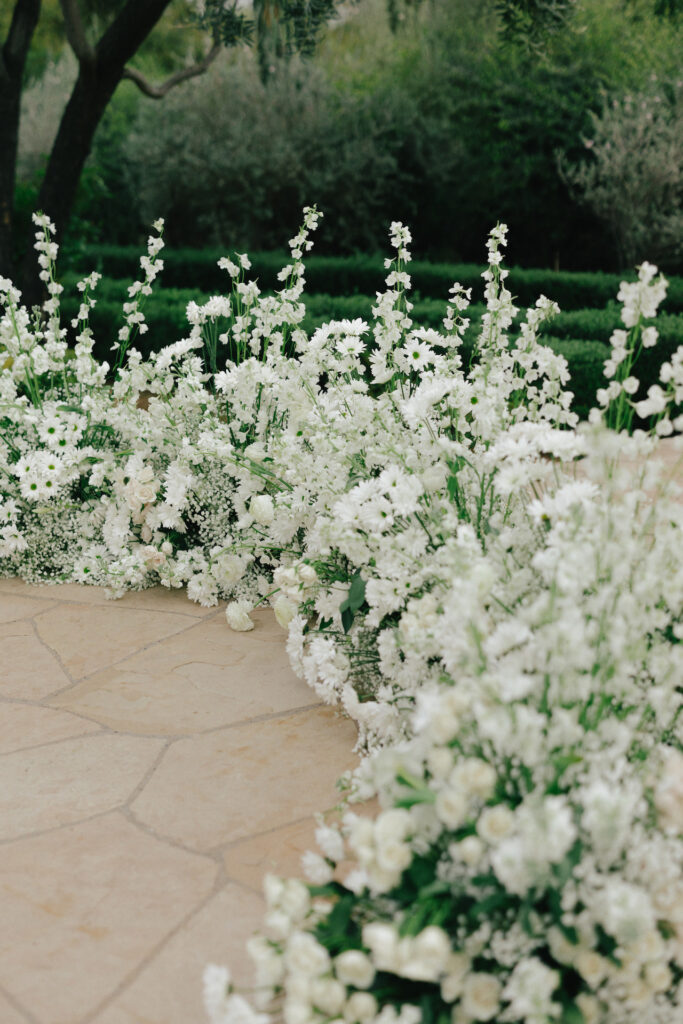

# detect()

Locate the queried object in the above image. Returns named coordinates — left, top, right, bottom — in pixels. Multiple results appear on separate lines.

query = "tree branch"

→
left=59, top=0, right=95, bottom=66
left=121, top=40, right=221, bottom=99
left=1, top=0, right=42, bottom=83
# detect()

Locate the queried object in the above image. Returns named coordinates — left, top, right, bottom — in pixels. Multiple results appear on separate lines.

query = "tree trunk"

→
left=0, top=0, right=42, bottom=282
left=21, top=0, right=173, bottom=303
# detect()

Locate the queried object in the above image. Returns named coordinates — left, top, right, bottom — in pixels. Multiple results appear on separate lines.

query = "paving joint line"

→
left=77, top=876, right=229, bottom=1024
left=0, top=980, right=39, bottom=1024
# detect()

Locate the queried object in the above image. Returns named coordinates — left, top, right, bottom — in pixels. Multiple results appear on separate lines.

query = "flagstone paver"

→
left=51, top=611, right=318, bottom=735
left=0, top=584, right=358, bottom=1024
left=131, top=706, right=355, bottom=851
left=2, top=734, right=165, bottom=840
left=0, top=989, right=31, bottom=1024
left=33, top=603, right=198, bottom=680
left=0, top=621, right=72, bottom=698
left=88, top=886, right=265, bottom=1024
left=0, top=703, right=101, bottom=755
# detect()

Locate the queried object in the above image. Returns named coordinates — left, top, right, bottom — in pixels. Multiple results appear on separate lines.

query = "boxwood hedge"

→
left=66, top=246, right=683, bottom=314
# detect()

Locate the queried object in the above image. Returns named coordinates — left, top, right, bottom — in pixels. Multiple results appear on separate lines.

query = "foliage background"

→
left=11, top=0, right=683, bottom=271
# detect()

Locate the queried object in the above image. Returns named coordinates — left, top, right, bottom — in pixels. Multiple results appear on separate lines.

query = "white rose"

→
left=451, top=759, right=496, bottom=800
left=452, top=835, right=484, bottom=867
left=374, top=808, right=412, bottom=844
left=427, top=747, right=454, bottom=781
left=226, top=600, right=254, bottom=631
left=429, top=711, right=461, bottom=745
left=362, top=922, right=399, bottom=971
left=139, top=544, right=166, bottom=569
left=302, top=850, right=334, bottom=885
left=274, top=594, right=297, bottom=629
left=264, top=909, right=292, bottom=940
left=548, top=927, right=578, bottom=967
left=203, top=963, right=231, bottom=1022
left=644, top=961, right=672, bottom=993
left=250, top=494, right=274, bottom=525
left=440, top=953, right=470, bottom=1002
left=247, top=936, right=285, bottom=987
left=299, top=563, right=317, bottom=585
left=344, top=991, right=377, bottom=1023
left=335, top=950, right=376, bottom=989
left=460, top=972, right=502, bottom=1021
left=623, top=975, right=652, bottom=1008
left=575, top=994, right=601, bottom=1024
left=263, top=874, right=284, bottom=908
left=280, top=879, right=310, bottom=921
left=283, top=997, right=312, bottom=1024
left=219, top=993, right=270, bottom=1024
left=123, top=471, right=158, bottom=512
left=435, top=787, right=468, bottom=829
left=376, top=840, right=412, bottom=875
left=316, top=823, right=345, bottom=862
left=310, top=978, right=346, bottom=1016
left=368, top=863, right=403, bottom=893
left=285, top=934, right=331, bottom=977
left=477, top=805, right=515, bottom=845
left=405, top=926, right=451, bottom=981
left=575, top=949, right=610, bottom=988
left=631, top=929, right=665, bottom=963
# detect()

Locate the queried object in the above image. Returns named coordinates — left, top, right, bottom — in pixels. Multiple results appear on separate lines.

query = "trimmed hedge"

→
left=66, top=245, right=683, bottom=314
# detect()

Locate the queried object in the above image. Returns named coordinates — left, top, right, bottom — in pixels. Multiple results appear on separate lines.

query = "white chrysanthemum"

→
left=226, top=600, right=254, bottom=632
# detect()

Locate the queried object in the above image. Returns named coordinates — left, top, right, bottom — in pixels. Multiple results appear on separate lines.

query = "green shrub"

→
left=559, top=80, right=683, bottom=270
left=67, top=247, right=683, bottom=313
left=539, top=307, right=683, bottom=348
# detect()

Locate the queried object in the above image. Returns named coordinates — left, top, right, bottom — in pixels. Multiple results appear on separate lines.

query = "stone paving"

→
left=0, top=580, right=358, bottom=1024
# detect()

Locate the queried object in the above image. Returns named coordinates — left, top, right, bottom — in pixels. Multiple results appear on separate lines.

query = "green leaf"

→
left=339, top=573, right=366, bottom=633
left=347, top=572, right=366, bottom=611
left=560, top=1004, right=585, bottom=1024
left=57, top=404, right=84, bottom=414
left=468, top=889, right=508, bottom=919
left=419, top=994, right=436, bottom=1024
left=341, top=605, right=354, bottom=633
left=419, top=880, right=451, bottom=899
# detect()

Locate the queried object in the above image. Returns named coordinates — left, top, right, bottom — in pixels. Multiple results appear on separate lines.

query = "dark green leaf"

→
left=347, top=572, right=366, bottom=612
left=560, top=1003, right=585, bottom=1024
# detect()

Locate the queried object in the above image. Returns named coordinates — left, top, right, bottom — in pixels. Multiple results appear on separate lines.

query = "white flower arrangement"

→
left=1, top=209, right=681, bottom=1024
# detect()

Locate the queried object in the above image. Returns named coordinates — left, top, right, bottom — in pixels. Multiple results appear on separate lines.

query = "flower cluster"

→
left=0, top=210, right=681, bottom=1024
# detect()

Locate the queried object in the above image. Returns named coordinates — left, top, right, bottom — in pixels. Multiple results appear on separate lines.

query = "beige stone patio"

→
left=0, top=580, right=358, bottom=1024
